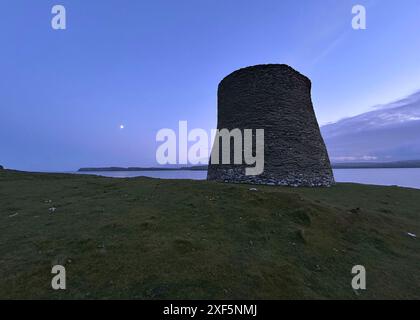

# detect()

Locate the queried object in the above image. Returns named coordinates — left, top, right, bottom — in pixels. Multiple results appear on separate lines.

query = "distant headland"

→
left=332, top=160, right=420, bottom=169
left=78, top=160, right=420, bottom=172
left=78, top=166, right=208, bottom=172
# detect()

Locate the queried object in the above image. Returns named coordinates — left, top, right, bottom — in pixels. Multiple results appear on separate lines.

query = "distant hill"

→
left=79, top=160, right=420, bottom=172
left=78, top=166, right=208, bottom=172
left=333, top=160, right=420, bottom=169
left=321, top=90, right=420, bottom=162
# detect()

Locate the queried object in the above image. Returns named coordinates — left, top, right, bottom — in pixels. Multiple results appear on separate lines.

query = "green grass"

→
left=0, top=169, right=419, bottom=299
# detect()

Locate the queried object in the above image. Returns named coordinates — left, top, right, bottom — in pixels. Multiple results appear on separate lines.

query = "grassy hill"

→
left=0, top=170, right=419, bottom=299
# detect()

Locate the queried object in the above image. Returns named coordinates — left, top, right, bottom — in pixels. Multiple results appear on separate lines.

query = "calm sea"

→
left=74, top=168, right=420, bottom=189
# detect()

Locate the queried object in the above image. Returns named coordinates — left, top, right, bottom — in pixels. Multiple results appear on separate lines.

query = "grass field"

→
left=0, top=169, right=419, bottom=299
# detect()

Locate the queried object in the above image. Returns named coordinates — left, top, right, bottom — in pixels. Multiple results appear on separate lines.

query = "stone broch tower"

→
left=207, top=64, right=334, bottom=187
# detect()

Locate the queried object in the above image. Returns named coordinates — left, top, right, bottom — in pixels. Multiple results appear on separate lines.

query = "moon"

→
left=119, top=124, right=125, bottom=129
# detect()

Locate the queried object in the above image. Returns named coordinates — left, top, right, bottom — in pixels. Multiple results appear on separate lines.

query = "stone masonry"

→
left=207, top=64, right=335, bottom=187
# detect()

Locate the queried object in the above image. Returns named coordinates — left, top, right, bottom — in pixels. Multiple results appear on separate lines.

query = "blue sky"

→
left=1, top=0, right=420, bottom=171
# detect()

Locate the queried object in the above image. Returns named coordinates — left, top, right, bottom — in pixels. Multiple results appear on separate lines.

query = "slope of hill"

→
left=1, top=169, right=419, bottom=299
left=321, top=90, right=420, bottom=162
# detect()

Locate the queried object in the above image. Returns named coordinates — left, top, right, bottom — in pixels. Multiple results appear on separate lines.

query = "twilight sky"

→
left=1, top=0, right=420, bottom=171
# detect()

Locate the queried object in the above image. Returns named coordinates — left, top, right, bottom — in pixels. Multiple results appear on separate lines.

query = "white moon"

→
left=120, top=124, right=125, bottom=129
